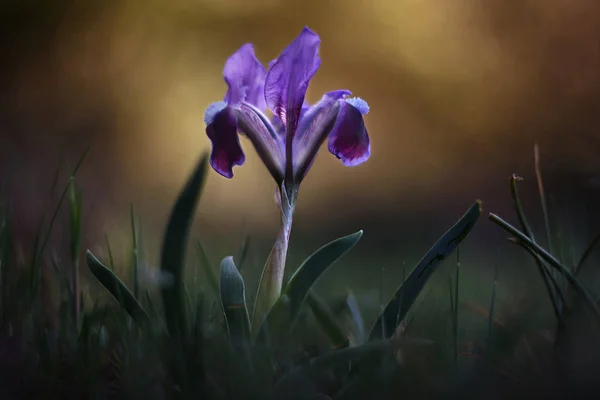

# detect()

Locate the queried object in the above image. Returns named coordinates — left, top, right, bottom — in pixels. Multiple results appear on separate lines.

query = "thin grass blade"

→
left=368, top=201, right=481, bottom=340
left=575, top=230, right=600, bottom=277
left=86, top=250, right=151, bottom=330
left=160, top=152, right=208, bottom=341
left=489, top=213, right=600, bottom=325
left=33, top=146, right=90, bottom=290
left=195, top=239, right=219, bottom=298
left=68, top=178, right=83, bottom=324
left=510, top=174, right=564, bottom=318
left=272, top=338, right=434, bottom=398
left=306, top=290, right=349, bottom=349
left=159, top=152, right=209, bottom=393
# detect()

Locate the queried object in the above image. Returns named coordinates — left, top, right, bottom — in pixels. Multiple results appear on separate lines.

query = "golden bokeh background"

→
left=2, top=0, right=600, bottom=303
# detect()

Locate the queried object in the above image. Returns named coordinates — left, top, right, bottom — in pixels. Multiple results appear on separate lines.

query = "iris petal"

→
left=292, top=90, right=350, bottom=181
left=223, top=44, right=267, bottom=110
left=205, top=106, right=245, bottom=179
left=264, top=27, right=321, bottom=137
left=327, top=99, right=371, bottom=167
left=234, top=103, right=285, bottom=182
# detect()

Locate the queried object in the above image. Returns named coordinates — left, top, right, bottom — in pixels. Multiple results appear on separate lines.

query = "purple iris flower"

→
left=204, top=27, right=371, bottom=185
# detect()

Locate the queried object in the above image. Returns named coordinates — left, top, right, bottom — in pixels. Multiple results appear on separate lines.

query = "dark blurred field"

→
left=1, top=0, right=600, bottom=311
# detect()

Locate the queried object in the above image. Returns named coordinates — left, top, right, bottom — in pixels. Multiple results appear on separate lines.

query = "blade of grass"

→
left=369, top=201, right=481, bottom=340
left=345, top=291, right=365, bottom=346
left=534, top=144, right=554, bottom=255
left=86, top=251, right=151, bottom=330
left=28, top=158, right=65, bottom=287
left=489, top=213, right=600, bottom=325
left=306, top=290, right=349, bottom=349
left=575, top=230, right=600, bottom=277
left=510, top=174, right=564, bottom=317
left=487, top=263, right=499, bottom=345
left=33, top=146, right=90, bottom=291
left=130, top=205, right=140, bottom=300
left=235, top=234, right=251, bottom=274
left=160, top=152, right=209, bottom=393
left=273, top=338, right=434, bottom=398
left=161, top=152, right=208, bottom=338
left=454, top=246, right=460, bottom=366
left=195, top=239, right=219, bottom=298
left=104, top=234, right=116, bottom=271
left=509, top=238, right=565, bottom=323
left=68, top=178, right=83, bottom=324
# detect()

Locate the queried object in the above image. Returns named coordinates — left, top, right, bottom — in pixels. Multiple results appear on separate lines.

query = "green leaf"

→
left=33, top=146, right=90, bottom=288
left=306, top=291, right=349, bottom=349
left=195, top=239, right=219, bottom=298
left=159, top=152, right=209, bottom=392
left=489, top=213, right=600, bottom=326
left=68, top=178, right=83, bottom=263
left=86, top=250, right=151, bottom=330
left=130, top=205, right=140, bottom=300
left=271, top=338, right=433, bottom=398
left=368, top=201, right=481, bottom=340
left=255, top=230, right=363, bottom=346
left=193, top=291, right=205, bottom=344
left=68, top=178, right=83, bottom=324
left=160, top=152, right=208, bottom=340
left=220, top=256, right=252, bottom=365
left=509, top=174, right=564, bottom=322
left=334, top=290, right=366, bottom=347
left=235, top=235, right=251, bottom=273
left=575, top=230, right=600, bottom=277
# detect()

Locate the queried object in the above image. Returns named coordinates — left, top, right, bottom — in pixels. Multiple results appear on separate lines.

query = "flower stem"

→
left=252, top=184, right=297, bottom=331
left=268, top=198, right=294, bottom=302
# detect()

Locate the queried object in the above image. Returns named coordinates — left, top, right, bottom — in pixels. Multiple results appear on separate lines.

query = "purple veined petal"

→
left=294, top=90, right=351, bottom=143
left=271, top=102, right=312, bottom=137
left=205, top=102, right=245, bottom=179
left=264, top=27, right=321, bottom=138
left=327, top=97, right=371, bottom=167
left=292, top=90, right=351, bottom=181
left=224, top=44, right=267, bottom=110
left=234, top=103, right=285, bottom=183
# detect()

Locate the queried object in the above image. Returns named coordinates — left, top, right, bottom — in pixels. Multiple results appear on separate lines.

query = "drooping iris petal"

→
left=234, top=103, right=285, bottom=182
left=327, top=98, right=371, bottom=167
left=264, top=27, right=321, bottom=137
left=224, top=44, right=267, bottom=110
left=205, top=104, right=245, bottom=178
left=294, top=90, right=351, bottom=143
left=292, top=90, right=351, bottom=181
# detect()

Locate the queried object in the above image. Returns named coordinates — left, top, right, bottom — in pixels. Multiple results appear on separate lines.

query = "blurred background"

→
left=1, top=0, right=600, bottom=319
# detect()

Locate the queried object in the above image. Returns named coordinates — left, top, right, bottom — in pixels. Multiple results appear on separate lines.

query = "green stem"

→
left=266, top=188, right=295, bottom=305
left=252, top=184, right=297, bottom=330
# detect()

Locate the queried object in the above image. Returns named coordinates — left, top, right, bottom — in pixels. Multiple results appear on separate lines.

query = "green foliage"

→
left=255, top=230, right=363, bottom=347
left=369, top=200, right=482, bottom=340
left=86, top=251, right=151, bottom=330
left=158, top=152, right=209, bottom=395
left=4, top=145, right=600, bottom=398
left=219, top=256, right=252, bottom=366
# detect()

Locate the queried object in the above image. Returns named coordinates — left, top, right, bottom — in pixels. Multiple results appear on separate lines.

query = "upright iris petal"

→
left=223, top=43, right=267, bottom=109
left=205, top=44, right=270, bottom=178
left=264, top=27, right=321, bottom=137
